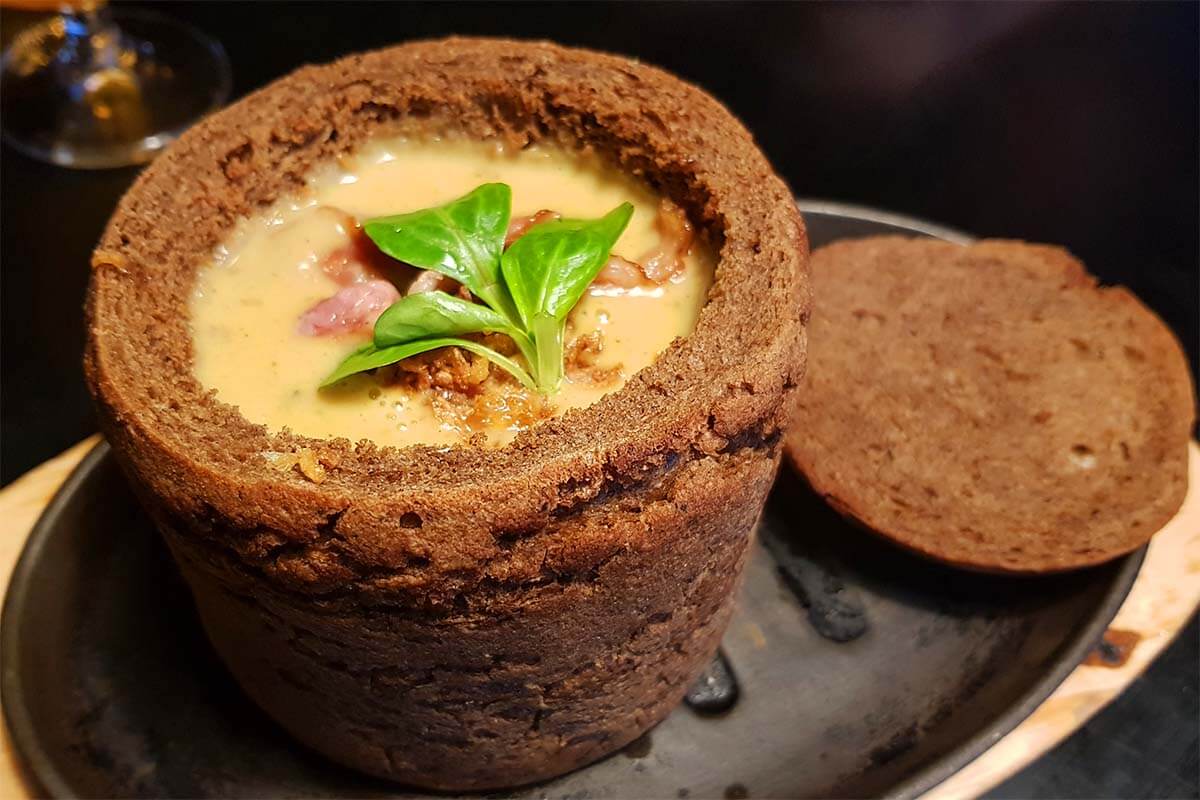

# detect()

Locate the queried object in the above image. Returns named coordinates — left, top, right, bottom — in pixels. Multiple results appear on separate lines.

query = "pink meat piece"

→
left=309, top=205, right=408, bottom=286
left=639, top=198, right=694, bottom=283
left=505, top=209, right=561, bottom=248
left=406, top=269, right=457, bottom=295
left=592, top=199, right=695, bottom=289
left=594, top=255, right=646, bottom=289
left=297, top=279, right=400, bottom=336
left=320, top=226, right=405, bottom=285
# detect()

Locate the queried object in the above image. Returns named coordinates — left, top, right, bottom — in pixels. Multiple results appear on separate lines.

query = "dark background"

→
left=2, top=2, right=1196, bottom=798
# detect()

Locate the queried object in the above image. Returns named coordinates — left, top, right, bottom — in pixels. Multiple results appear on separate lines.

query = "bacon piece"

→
left=294, top=207, right=409, bottom=335
left=638, top=198, right=694, bottom=283
left=505, top=209, right=561, bottom=248
left=297, top=279, right=400, bottom=336
left=405, top=269, right=474, bottom=300
left=506, top=201, right=694, bottom=290
left=594, top=254, right=646, bottom=289
left=406, top=269, right=457, bottom=296
left=592, top=199, right=695, bottom=289
left=313, top=207, right=406, bottom=286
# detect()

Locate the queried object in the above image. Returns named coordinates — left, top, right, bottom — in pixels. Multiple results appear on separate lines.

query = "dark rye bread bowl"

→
left=787, top=237, right=1194, bottom=574
left=84, top=38, right=808, bottom=789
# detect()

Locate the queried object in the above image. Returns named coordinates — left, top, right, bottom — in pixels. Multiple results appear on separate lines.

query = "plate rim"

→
left=0, top=201, right=1145, bottom=799
left=883, top=549, right=1142, bottom=800
left=797, top=198, right=975, bottom=246
left=2, top=440, right=112, bottom=800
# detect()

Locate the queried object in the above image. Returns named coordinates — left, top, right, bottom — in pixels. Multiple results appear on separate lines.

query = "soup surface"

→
left=190, top=137, right=715, bottom=447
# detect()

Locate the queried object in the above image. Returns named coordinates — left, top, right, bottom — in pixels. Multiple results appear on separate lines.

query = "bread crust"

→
left=787, top=236, right=1193, bottom=574
left=84, top=37, right=808, bottom=788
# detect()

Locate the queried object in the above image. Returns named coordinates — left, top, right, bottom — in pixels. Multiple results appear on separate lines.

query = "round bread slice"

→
left=787, top=236, right=1195, bottom=573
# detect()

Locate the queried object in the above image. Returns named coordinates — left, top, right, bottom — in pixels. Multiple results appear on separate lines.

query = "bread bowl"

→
left=84, top=37, right=808, bottom=789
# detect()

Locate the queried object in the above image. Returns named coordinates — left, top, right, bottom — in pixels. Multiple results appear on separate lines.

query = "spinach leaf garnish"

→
left=362, top=183, right=519, bottom=325
left=321, top=184, right=634, bottom=395
left=500, top=203, right=634, bottom=391
left=373, top=291, right=521, bottom=348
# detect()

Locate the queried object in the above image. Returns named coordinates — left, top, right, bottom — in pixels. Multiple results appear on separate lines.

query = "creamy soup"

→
left=190, top=138, right=715, bottom=447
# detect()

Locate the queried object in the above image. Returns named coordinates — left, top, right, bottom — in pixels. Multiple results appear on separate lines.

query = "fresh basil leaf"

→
left=500, top=202, right=634, bottom=328
left=500, top=202, right=633, bottom=392
left=320, top=337, right=535, bottom=390
left=530, top=313, right=565, bottom=394
left=362, top=183, right=517, bottom=321
left=374, top=291, right=514, bottom=347
left=325, top=189, right=637, bottom=397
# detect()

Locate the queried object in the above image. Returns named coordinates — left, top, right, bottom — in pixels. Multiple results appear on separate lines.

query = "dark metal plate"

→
left=1, top=204, right=1143, bottom=799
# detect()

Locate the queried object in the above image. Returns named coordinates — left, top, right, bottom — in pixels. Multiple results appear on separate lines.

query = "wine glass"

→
left=0, top=0, right=231, bottom=168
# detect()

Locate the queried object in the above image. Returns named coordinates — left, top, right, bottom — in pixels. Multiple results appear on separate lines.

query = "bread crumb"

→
left=263, top=451, right=300, bottom=472
left=263, top=449, right=327, bottom=483
left=297, top=449, right=327, bottom=483
left=92, top=249, right=130, bottom=272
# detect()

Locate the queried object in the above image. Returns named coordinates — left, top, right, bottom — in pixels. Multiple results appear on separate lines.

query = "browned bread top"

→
left=84, top=37, right=808, bottom=601
left=787, top=236, right=1194, bottom=573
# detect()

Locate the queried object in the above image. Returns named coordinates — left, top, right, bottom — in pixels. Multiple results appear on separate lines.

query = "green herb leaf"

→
left=323, top=188, right=641, bottom=398
left=531, top=313, right=565, bottom=393
left=362, top=184, right=517, bottom=322
left=320, top=337, right=535, bottom=390
left=500, top=202, right=634, bottom=329
left=500, top=202, right=634, bottom=392
left=374, top=291, right=515, bottom=347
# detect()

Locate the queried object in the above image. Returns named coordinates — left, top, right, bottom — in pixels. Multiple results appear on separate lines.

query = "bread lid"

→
left=787, top=236, right=1194, bottom=573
